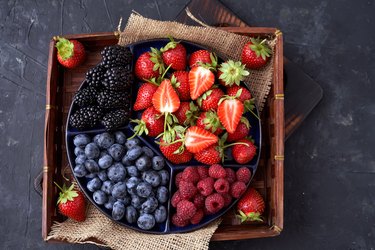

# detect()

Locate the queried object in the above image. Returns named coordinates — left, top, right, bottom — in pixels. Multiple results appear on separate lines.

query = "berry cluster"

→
left=170, top=164, right=252, bottom=227
left=72, top=131, right=169, bottom=231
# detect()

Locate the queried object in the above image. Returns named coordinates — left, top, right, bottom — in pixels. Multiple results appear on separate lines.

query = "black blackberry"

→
left=86, top=65, right=105, bottom=88
left=97, top=89, right=131, bottom=109
left=73, top=85, right=98, bottom=106
left=101, top=109, right=130, bottom=130
left=102, top=66, right=133, bottom=91
left=100, top=45, right=132, bottom=69
left=69, top=106, right=103, bottom=130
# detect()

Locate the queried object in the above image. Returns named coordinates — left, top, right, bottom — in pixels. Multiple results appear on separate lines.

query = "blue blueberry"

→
left=100, top=150, right=109, bottom=158
left=136, top=182, right=153, bottom=198
left=142, top=171, right=161, bottom=187
left=125, top=206, right=138, bottom=224
left=141, top=197, right=158, bottom=213
left=142, top=146, right=154, bottom=158
left=126, top=146, right=143, bottom=161
left=97, top=170, right=108, bottom=182
left=131, top=195, right=146, bottom=209
left=126, top=177, right=141, bottom=190
left=93, top=190, right=108, bottom=205
left=137, top=214, right=155, bottom=230
left=126, top=165, right=139, bottom=177
left=85, top=143, right=100, bottom=159
left=104, top=195, right=116, bottom=210
left=93, top=134, right=101, bottom=145
left=154, top=205, right=167, bottom=223
left=136, top=155, right=151, bottom=171
left=108, top=144, right=126, bottom=161
left=97, top=132, right=115, bottom=149
left=75, top=154, right=87, bottom=165
left=107, top=163, right=126, bottom=182
left=121, top=155, right=133, bottom=166
left=86, top=172, right=97, bottom=178
left=73, top=134, right=90, bottom=147
left=158, top=170, right=170, bottom=186
left=85, top=159, right=99, bottom=173
left=156, top=186, right=168, bottom=203
left=111, top=182, right=127, bottom=199
left=101, top=180, right=114, bottom=195
left=98, top=155, right=113, bottom=169
left=73, top=164, right=87, bottom=177
left=125, top=138, right=140, bottom=150
left=152, top=156, right=165, bottom=170
left=74, top=147, right=85, bottom=156
left=118, top=196, right=131, bottom=206
left=112, top=201, right=125, bottom=220
left=87, top=177, right=102, bottom=192
left=114, top=131, right=127, bottom=144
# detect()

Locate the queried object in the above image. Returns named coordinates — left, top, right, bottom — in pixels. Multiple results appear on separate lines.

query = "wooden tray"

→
left=42, top=28, right=284, bottom=242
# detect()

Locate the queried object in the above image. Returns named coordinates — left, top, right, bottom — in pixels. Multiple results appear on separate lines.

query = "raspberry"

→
left=175, top=172, right=183, bottom=187
left=197, top=166, right=209, bottom=179
left=190, top=209, right=204, bottom=224
left=230, top=181, right=247, bottom=198
left=193, top=193, right=205, bottom=208
left=225, top=168, right=236, bottom=184
left=205, top=193, right=224, bottom=214
left=179, top=180, right=197, bottom=199
left=176, top=200, right=197, bottom=220
left=197, top=177, right=214, bottom=196
left=182, top=166, right=200, bottom=184
left=171, top=191, right=183, bottom=207
left=214, top=178, right=230, bottom=194
left=222, top=193, right=232, bottom=207
left=172, top=213, right=189, bottom=227
left=236, top=167, right=251, bottom=183
left=209, top=164, right=227, bottom=179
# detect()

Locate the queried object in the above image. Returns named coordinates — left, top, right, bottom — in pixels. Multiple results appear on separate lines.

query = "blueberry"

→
left=141, top=197, right=158, bottom=213
left=93, top=134, right=101, bottom=145
left=101, top=180, right=114, bottom=195
left=74, top=147, right=85, bottom=156
left=121, top=155, right=133, bottom=166
left=131, top=195, right=146, bottom=209
left=85, top=159, right=100, bottom=173
left=115, top=131, right=127, bottom=144
left=73, top=134, right=90, bottom=147
left=142, top=171, right=161, bottom=187
left=86, top=172, right=97, bottom=178
left=118, top=196, right=131, bottom=206
left=108, top=144, right=126, bottom=161
left=142, top=146, right=154, bottom=158
left=125, top=206, right=138, bottom=224
left=97, top=132, right=115, bottom=149
left=73, top=164, right=87, bottom=177
left=75, top=154, right=87, bottom=165
left=125, top=138, right=140, bottom=150
left=87, top=177, right=102, bottom=192
left=126, top=146, right=143, bottom=161
left=156, top=186, right=168, bottom=203
left=154, top=205, right=167, bottom=223
left=85, top=143, right=100, bottom=159
left=107, top=163, right=126, bottom=182
left=104, top=196, right=116, bottom=210
left=112, top=201, right=125, bottom=220
left=93, top=190, right=108, bottom=205
left=100, top=150, right=109, bottom=158
left=152, top=156, right=165, bottom=170
left=136, top=155, right=151, bottom=171
left=158, top=170, right=170, bottom=186
left=98, top=155, right=113, bottom=169
left=97, top=170, right=108, bottom=182
left=126, top=177, right=141, bottom=190
left=127, top=187, right=137, bottom=196
left=111, top=182, right=127, bottom=199
left=137, top=214, right=155, bottom=230
left=136, top=182, right=153, bottom=198
left=126, top=165, right=139, bottom=177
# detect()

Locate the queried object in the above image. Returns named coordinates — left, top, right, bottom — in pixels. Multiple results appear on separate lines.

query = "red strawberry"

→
left=55, top=37, right=86, bottom=69
left=159, top=137, right=193, bottom=164
left=241, top=38, right=272, bottom=69
left=230, top=181, right=247, bottom=198
left=171, top=71, right=190, bottom=101
left=173, top=102, right=198, bottom=126
left=56, top=183, right=86, bottom=222
left=217, top=95, right=244, bottom=134
left=181, top=166, right=200, bottom=184
left=135, top=48, right=164, bottom=80
left=217, top=60, right=249, bottom=87
left=194, top=144, right=221, bottom=165
left=189, top=66, right=215, bottom=100
left=177, top=200, right=197, bottom=220
left=197, top=177, right=215, bottom=196
left=179, top=180, right=197, bottom=200
left=205, top=193, right=224, bottom=214
left=197, top=88, right=225, bottom=111
left=133, top=82, right=159, bottom=111
left=172, top=213, right=189, bottom=227
left=190, top=209, right=204, bottom=224
left=160, top=37, right=186, bottom=71
left=237, top=188, right=265, bottom=223
left=208, top=164, right=227, bottom=179
left=152, top=79, right=180, bottom=113
left=236, top=167, right=252, bottom=183
left=226, top=86, right=252, bottom=102
left=196, top=111, right=224, bottom=135
left=189, top=50, right=211, bottom=68
left=184, top=126, right=218, bottom=153
left=130, top=106, right=163, bottom=138
left=226, top=117, right=250, bottom=142
left=232, top=139, right=257, bottom=164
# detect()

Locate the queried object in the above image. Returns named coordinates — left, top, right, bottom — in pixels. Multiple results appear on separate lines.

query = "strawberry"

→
left=159, top=137, right=193, bottom=164
left=196, top=110, right=224, bottom=135
left=241, top=38, right=272, bottom=69
left=237, top=188, right=265, bottom=223
left=55, top=183, right=86, bottom=222
left=226, top=117, right=250, bottom=142
left=197, top=88, right=225, bottom=111
left=189, top=50, right=211, bottom=68
left=217, top=60, right=249, bottom=87
left=232, top=139, right=257, bottom=164
left=133, top=82, right=159, bottom=111
left=217, top=94, right=244, bottom=134
left=226, top=86, right=252, bottom=102
left=189, top=67, right=215, bottom=100
left=135, top=48, right=164, bottom=80
left=160, top=37, right=187, bottom=71
left=194, top=144, right=221, bottom=165
left=171, top=71, right=190, bottom=101
left=55, top=37, right=85, bottom=69
left=152, top=79, right=180, bottom=113
left=184, top=126, right=218, bottom=153
left=173, top=102, right=198, bottom=126
left=130, top=106, right=164, bottom=138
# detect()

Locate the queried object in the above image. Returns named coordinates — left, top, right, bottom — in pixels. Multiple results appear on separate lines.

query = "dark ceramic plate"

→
left=66, top=39, right=262, bottom=234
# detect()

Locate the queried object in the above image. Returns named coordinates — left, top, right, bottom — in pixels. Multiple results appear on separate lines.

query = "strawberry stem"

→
left=222, top=141, right=250, bottom=149
left=54, top=181, right=64, bottom=192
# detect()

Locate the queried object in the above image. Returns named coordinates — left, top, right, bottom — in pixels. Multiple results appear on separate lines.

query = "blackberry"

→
left=101, top=109, right=130, bottom=130
left=69, top=106, right=103, bottom=130
left=97, top=89, right=131, bottom=109
left=100, top=45, right=132, bottom=68
left=102, top=67, right=133, bottom=91
left=73, top=85, right=98, bottom=106
left=86, top=65, right=105, bottom=88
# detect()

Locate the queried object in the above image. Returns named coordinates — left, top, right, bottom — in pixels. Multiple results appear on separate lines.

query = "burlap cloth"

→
left=47, top=14, right=276, bottom=249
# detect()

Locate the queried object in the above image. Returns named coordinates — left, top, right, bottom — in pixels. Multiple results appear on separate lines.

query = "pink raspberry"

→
left=179, top=180, right=197, bottom=199
left=190, top=209, right=204, bottom=224
left=214, top=178, right=230, bottom=194
left=222, top=193, right=232, bottom=207
left=209, top=164, right=227, bottom=179
left=175, top=172, right=183, bottom=187
left=197, top=166, right=209, bottom=179
left=171, top=190, right=183, bottom=207
left=177, top=200, right=197, bottom=220
left=236, top=167, right=251, bottom=183
left=172, top=213, right=189, bottom=227
left=225, top=168, right=236, bottom=184
left=182, top=166, right=200, bottom=184
left=230, top=181, right=247, bottom=198
left=193, top=193, right=205, bottom=208
left=197, top=177, right=214, bottom=196
left=205, top=193, right=224, bottom=214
